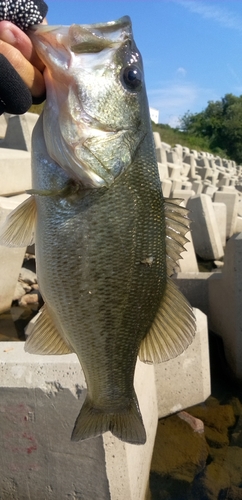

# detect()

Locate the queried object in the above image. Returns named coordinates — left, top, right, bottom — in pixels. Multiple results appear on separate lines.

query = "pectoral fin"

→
left=139, top=278, right=196, bottom=364
left=25, top=304, right=73, bottom=355
left=0, top=195, right=36, bottom=247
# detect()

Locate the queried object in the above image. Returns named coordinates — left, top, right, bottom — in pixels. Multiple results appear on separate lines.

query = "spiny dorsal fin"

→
left=164, top=198, right=191, bottom=276
left=25, top=304, right=73, bottom=355
left=0, top=195, right=36, bottom=247
left=139, top=278, right=196, bottom=364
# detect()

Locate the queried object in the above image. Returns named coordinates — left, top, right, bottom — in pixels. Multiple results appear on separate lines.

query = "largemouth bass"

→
left=0, top=17, right=196, bottom=445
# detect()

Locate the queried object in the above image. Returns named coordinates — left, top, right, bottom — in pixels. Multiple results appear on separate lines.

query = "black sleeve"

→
left=0, top=54, right=32, bottom=114
left=0, top=0, right=48, bottom=114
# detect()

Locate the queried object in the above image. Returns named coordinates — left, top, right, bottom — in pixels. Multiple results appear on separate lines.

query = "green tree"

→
left=180, top=93, right=242, bottom=163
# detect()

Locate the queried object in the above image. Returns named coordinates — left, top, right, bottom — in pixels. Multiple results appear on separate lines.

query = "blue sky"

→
left=46, top=1, right=242, bottom=126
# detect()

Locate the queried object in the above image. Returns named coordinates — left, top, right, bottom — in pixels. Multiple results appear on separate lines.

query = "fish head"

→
left=29, top=17, right=150, bottom=188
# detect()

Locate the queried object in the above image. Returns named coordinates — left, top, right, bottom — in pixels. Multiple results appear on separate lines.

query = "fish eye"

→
left=121, top=65, right=143, bottom=92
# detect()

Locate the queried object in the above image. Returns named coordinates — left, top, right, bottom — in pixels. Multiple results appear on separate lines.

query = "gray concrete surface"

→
left=187, top=194, right=224, bottom=260
left=0, top=113, right=39, bottom=151
left=0, top=305, right=210, bottom=499
left=0, top=149, right=31, bottom=195
left=209, top=233, right=242, bottom=380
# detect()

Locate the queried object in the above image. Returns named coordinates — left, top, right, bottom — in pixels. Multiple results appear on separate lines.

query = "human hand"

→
left=0, top=0, right=48, bottom=114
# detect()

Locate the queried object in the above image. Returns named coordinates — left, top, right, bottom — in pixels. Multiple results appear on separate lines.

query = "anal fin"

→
left=25, top=304, right=73, bottom=355
left=139, top=278, right=196, bottom=364
left=0, top=195, right=36, bottom=247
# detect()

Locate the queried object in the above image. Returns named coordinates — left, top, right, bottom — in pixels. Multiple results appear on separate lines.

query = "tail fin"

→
left=71, top=395, right=146, bottom=445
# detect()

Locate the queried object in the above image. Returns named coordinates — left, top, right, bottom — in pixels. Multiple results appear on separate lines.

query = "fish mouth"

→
left=29, top=16, right=132, bottom=35
left=28, top=16, right=133, bottom=59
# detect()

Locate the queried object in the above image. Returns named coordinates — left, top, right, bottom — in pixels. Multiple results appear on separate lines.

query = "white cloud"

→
left=175, top=0, right=242, bottom=33
left=176, top=67, right=187, bottom=77
left=147, top=80, right=217, bottom=126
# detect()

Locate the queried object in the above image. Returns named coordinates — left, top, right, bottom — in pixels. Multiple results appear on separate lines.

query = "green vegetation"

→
left=179, top=93, right=242, bottom=163
left=151, top=122, right=214, bottom=154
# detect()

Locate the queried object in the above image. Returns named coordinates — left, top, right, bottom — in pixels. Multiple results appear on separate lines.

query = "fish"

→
left=0, top=16, right=196, bottom=445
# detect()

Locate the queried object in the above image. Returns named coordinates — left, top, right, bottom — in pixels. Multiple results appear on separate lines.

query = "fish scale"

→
left=0, top=17, right=196, bottom=445
left=34, top=122, right=166, bottom=412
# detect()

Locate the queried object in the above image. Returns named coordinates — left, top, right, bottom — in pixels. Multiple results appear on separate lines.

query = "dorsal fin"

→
left=0, top=195, right=36, bottom=247
left=139, top=199, right=196, bottom=364
left=164, top=198, right=190, bottom=276
left=25, top=304, right=73, bottom=355
left=139, top=278, right=196, bottom=364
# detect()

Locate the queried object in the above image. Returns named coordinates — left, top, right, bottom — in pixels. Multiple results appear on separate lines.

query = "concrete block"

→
left=229, top=178, right=236, bottom=187
left=0, top=343, right=157, bottom=500
left=214, top=157, right=222, bottom=167
left=196, top=157, right=210, bottom=167
left=167, top=164, right=182, bottom=179
left=181, top=181, right=192, bottom=190
left=212, top=202, right=227, bottom=247
left=155, top=308, right=211, bottom=418
left=171, top=178, right=182, bottom=191
left=198, top=152, right=208, bottom=158
left=161, top=179, right=172, bottom=197
left=238, top=197, right=242, bottom=217
left=202, top=185, right=218, bottom=197
left=166, top=151, right=181, bottom=165
left=220, top=185, right=236, bottom=192
left=209, top=233, right=242, bottom=380
left=190, top=149, right=198, bottom=158
left=191, top=180, right=203, bottom=195
left=0, top=113, right=7, bottom=138
left=172, top=272, right=212, bottom=316
left=0, top=196, right=28, bottom=313
left=181, top=162, right=191, bottom=177
left=153, top=132, right=162, bottom=148
left=218, top=175, right=230, bottom=187
left=0, top=112, right=38, bottom=151
left=213, top=191, right=239, bottom=238
left=187, top=194, right=224, bottom=260
left=175, top=231, right=199, bottom=273
left=183, top=154, right=197, bottom=176
left=161, top=141, right=171, bottom=150
left=235, top=216, right=242, bottom=233
left=171, top=189, right=195, bottom=206
left=196, top=166, right=212, bottom=180
left=207, top=171, right=219, bottom=186
left=156, top=147, right=167, bottom=165
left=0, top=148, right=31, bottom=195
left=182, top=146, right=190, bottom=156
left=157, top=162, right=168, bottom=181
left=173, top=144, right=183, bottom=155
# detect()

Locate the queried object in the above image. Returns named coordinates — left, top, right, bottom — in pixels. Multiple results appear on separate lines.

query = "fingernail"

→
left=1, top=28, right=16, bottom=45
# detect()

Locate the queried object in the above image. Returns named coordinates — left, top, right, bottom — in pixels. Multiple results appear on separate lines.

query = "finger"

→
left=0, top=38, right=45, bottom=97
left=0, top=20, right=44, bottom=71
